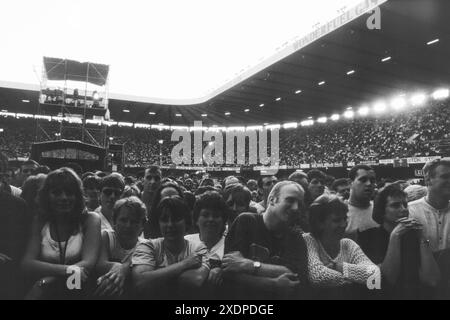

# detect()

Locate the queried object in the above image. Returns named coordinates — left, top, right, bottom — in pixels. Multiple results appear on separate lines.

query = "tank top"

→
left=40, top=223, right=83, bottom=265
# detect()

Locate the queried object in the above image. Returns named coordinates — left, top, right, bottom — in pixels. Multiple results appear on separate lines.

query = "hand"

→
left=222, top=251, right=253, bottom=274
left=391, top=218, right=422, bottom=239
left=273, top=273, right=300, bottom=298
left=94, top=264, right=127, bottom=297
left=0, top=253, right=12, bottom=265
left=207, top=267, right=223, bottom=286
left=183, top=253, right=203, bottom=270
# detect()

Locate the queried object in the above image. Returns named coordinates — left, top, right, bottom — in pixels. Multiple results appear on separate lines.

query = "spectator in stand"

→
left=95, top=196, right=146, bottom=298
left=185, top=192, right=229, bottom=295
left=358, top=184, right=440, bottom=299
left=306, top=169, right=327, bottom=204
left=223, top=181, right=308, bottom=299
left=303, top=194, right=379, bottom=298
left=83, top=175, right=101, bottom=212
left=288, top=171, right=309, bottom=193
left=21, top=168, right=101, bottom=299
left=331, top=178, right=351, bottom=201
left=131, top=196, right=209, bottom=299
left=18, top=160, right=39, bottom=188
left=141, top=166, right=162, bottom=213
left=409, top=159, right=450, bottom=252
left=0, top=152, right=31, bottom=299
left=21, top=174, right=47, bottom=217
left=145, top=182, right=185, bottom=239
left=346, top=165, right=379, bottom=236
left=246, top=179, right=258, bottom=192
left=223, top=183, right=254, bottom=226
left=96, top=174, right=125, bottom=231
left=255, top=175, right=278, bottom=214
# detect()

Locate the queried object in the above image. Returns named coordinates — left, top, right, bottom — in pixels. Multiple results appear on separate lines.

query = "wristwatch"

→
left=38, top=279, right=48, bottom=288
left=253, top=261, right=261, bottom=274
left=421, top=239, right=431, bottom=246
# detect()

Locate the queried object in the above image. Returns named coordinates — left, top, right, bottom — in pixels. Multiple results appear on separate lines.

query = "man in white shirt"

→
left=409, top=158, right=450, bottom=252
left=346, top=165, right=379, bottom=235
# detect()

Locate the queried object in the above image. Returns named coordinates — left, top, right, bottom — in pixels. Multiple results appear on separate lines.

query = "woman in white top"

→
left=95, top=196, right=146, bottom=298
left=303, top=194, right=379, bottom=298
left=21, top=167, right=101, bottom=299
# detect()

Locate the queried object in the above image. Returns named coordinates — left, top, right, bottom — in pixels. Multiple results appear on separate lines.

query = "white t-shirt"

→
left=346, top=202, right=379, bottom=234
left=409, top=197, right=450, bottom=252
left=184, top=233, right=225, bottom=261
left=95, top=206, right=113, bottom=231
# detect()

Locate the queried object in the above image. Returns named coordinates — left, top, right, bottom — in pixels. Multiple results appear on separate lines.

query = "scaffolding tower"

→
left=35, top=57, right=110, bottom=147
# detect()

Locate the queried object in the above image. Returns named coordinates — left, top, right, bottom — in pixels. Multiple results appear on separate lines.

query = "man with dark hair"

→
left=409, top=159, right=450, bottom=252
left=223, top=181, right=308, bottom=299
left=255, top=175, right=278, bottom=214
left=142, top=165, right=162, bottom=209
left=306, top=169, right=327, bottom=202
left=331, top=178, right=351, bottom=201
left=96, top=174, right=125, bottom=230
left=346, top=165, right=379, bottom=235
left=0, top=152, right=30, bottom=298
left=18, top=159, right=39, bottom=187
left=83, top=175, right=102, bottom=211
left=288, top=171, right=308, bottom=192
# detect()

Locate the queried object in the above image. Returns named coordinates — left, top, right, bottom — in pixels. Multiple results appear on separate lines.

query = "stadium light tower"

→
left=158, top=139, right=164, bottom=165
left=411, top=93, right=427, bottom=106
left=391, top=96, right=407, bottom=110
left=358, top=106, right=369, bottom=116
left=432, top=88, right=449, bottom=100
left=373, top=101, right=387, bottom=113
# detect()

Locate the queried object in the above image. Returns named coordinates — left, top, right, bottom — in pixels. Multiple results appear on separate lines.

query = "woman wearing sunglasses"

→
left=132, top=196, right=209, bottom=299
left=358, top=184, right=440, bottom=299
left=21, top=167, right=101, bottom=299
left=303, top=194, right=379, bottom=298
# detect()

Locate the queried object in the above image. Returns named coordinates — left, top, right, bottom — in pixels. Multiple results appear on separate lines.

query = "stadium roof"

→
left=1, top=0, right=449, bottom=126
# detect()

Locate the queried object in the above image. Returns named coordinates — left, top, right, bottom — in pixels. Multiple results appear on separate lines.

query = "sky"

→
left=0, top=0, right=368, bottom=103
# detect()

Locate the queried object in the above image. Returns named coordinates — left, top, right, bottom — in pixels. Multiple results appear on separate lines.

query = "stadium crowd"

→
left=1, top=149, right=450, bottom=300
left=1, top=100, right=449, bottom=166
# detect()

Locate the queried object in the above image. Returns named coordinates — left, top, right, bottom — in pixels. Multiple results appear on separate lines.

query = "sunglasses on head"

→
left=102, top=188, right=123, bottom=196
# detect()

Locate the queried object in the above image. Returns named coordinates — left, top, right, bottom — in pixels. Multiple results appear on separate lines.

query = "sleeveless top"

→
left=40, top=223, right=84, bottom=265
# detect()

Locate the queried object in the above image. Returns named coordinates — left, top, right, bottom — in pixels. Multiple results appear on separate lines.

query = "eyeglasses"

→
left=146, top=175, right=161, bottom=181
left=102, top=188, right=123, bottom=197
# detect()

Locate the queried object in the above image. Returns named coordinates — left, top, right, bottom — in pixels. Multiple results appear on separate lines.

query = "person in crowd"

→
left=0, top=152, right=31, bottom=299
left=122, top=184, right=141, bottom=198
left=409, top=159, right=450, bottom=252
left=223, top=181, right=308, bottom=299
left=255, top=175, right=278, bottom=214
left=246, top=179, right=258, bottom=192
left=21, top=174, right=47, bottom=217
left=95, top=196, right=146, bottom=298
left=185, top=192, right=229, bottom=294
left=306, top=169, right=327, bottom=204
left=141, top=165, right=162, bottom=209
left=96, top=174, right=125, bottom=231
left=358, top=184, right=440, bottom=299
left=288, top=171, right=309, bottom=193
left=331, top=178, right=351, bottom=201
left=131, top=196, right=209, bottom=299
left=303, top=194, right=379, bottom=298
left=346, top=165, right=379, bottom=236
left=18, top=160, right=39, bottom=187
left=223, top=176, right=240, bottom=188
left=21, top=168, right=101, bottom=299
left=146, top=182, right=186, bottom=239
left=404, top=184, right=428, bottom=203
left=223, top=183, right=254, bottom=226
left=408, top=159, right=450, bottom=297
left=82, top=175, right=101, bottom=212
